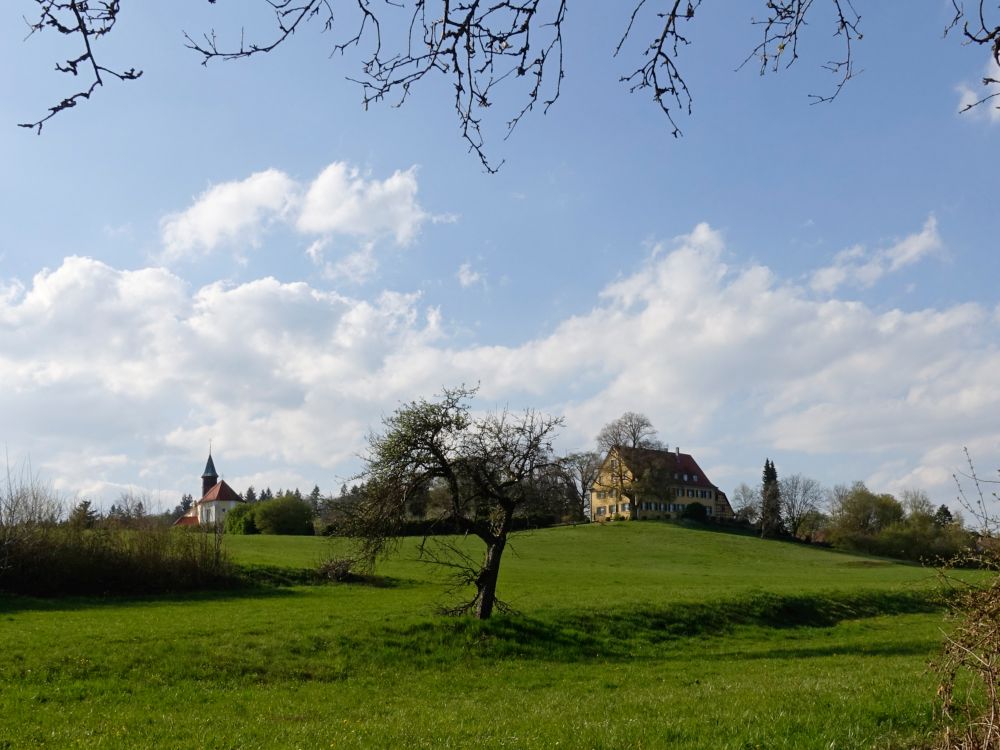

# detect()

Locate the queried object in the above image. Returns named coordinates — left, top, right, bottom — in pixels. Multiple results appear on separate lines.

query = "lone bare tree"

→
left=778, top=473, right=824, bottom=539
left=558, top=450, right=602, bottom=520
left=596, top=411, right=662, bottom=454
left=18, top=2, right=1000, bottom=169
left=731, top=482, right=760, bottom=524
left=347, top=386, right=563, bottom=619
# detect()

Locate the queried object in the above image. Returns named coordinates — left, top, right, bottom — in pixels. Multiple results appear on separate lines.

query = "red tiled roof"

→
left=613, top=446, right=719, bottom=490
left=198, top=480, right=243, bottom=505
left=173, top=514, right=199, bottom=527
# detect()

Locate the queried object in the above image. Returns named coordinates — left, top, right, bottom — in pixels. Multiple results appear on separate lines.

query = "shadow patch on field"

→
left=371, top=589, right=946, bottom=664
left=717, top=639, right=937, bottom=661
left=565, top=589, right=943, bottom=638
left=236, top=563, right=408, bottom=589
left=0, top=585, right=301, bottom=615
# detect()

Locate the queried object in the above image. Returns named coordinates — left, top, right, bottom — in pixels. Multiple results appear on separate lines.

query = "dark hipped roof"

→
left=201, top=454, right=218, bottom=480
left=614, top=446, right=718, bottom=490
left=199, top=479, right=243, bottom=505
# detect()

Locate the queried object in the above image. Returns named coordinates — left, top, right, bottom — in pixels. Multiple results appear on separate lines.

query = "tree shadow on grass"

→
left=715, top=639, right=939, bottom=661
left=377, top=588, right=947, bottom=665
left=0, top=566, right=415, bottom=615
left=0, top=584, right=303, bottom=615
left=237, top=563, right=412, bottom=589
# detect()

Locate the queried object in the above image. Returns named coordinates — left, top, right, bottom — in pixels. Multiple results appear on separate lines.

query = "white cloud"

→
left=4, top=223, right=999, bottom=507
left=326, top=244, right=380, bottom=285
left=160, top=162, right=434, bottom=272
left=809, top=216, right=943, bottom=293
left=306, top=240, right=379, bottom=285
left=297, top=163, right=427, bottom=245
left=160, top=169, right=298, bottom=261
left=457, top=262, right=483, bottom=288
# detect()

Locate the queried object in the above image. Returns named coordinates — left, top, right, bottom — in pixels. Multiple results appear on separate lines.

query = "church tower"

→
left=201, top=453, right=219, bottom=498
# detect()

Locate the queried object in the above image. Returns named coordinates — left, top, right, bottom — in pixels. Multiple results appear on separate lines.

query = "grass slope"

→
left=0, top=522, right=957, bottom=749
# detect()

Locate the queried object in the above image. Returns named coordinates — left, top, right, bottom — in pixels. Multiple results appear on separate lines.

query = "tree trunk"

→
left=475, top=536, right=506, bottom=620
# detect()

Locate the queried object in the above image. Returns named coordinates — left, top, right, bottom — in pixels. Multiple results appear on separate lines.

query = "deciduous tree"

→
left=558, top=451, right=602, bottom=520
left=778, top=473, right=823, bottom=539
left=731, top=482, right=760, bottom=524
left=827, top=481, right=903, bottom=549
left=346, top=386, right=563, bottom=619
left=596, top=412, right=661, bottom=454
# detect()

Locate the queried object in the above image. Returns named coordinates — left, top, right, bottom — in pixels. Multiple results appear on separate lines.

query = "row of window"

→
left=593, top=502, right=714, bottom=516
left=637, top=501, right=714, bottom=515
left=595, top=488, right=714, bottom=501
left=594, top=503, right=631, bottom=516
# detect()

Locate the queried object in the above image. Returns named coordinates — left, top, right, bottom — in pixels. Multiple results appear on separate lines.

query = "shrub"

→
left=0, top=461, right=237, bottom=596
left=0, top=526, right=235, bottom=596
left=225, top=503, right=258, bottom=535
left=254, top=496, right=315, bottom=535
left=317, top=556, right=359, bottom=582
left=682, top=502, right=708, bottom=523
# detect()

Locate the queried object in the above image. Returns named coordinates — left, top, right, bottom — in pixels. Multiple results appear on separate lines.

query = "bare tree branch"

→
left=19, top=0, right=142, bottom=134
left=18, top=2, right=1000, bottom=166
left=738, top=0, right=863, bottom=104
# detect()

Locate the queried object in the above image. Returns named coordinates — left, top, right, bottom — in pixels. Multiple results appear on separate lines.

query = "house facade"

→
left=590, top=446, right=733, bottom=521
left=174, top=453, right=245, bottom=527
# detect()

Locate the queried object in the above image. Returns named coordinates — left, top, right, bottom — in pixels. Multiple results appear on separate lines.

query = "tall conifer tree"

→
left=760, top=458, right=783, bottom=538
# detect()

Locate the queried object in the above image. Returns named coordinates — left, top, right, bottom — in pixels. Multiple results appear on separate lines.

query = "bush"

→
left=317, top=556, right=359, bottom=582
left=0, top=526, right=235, bottom=596
left=254, top=496, right=315, bottom=535
left=682, top=502, right=708, bottom=523
left=224, top=503, right=258, bottom=535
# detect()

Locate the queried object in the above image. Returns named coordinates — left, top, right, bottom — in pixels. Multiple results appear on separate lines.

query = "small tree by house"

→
left=596, top=412, right=662, bottom=454
left=681, top=502, right=708, bottom=523
left=558, top=451, right=602, bottom=521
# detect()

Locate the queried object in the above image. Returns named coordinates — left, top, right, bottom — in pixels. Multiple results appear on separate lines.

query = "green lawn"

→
left=0, top=522, right=965, bottom=748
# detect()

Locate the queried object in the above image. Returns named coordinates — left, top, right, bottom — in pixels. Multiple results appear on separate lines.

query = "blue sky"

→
left=1, top=2, right=998, bottom=512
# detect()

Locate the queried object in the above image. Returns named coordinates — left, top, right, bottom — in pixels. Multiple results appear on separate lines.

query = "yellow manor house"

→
left=591, top=446, right=734, bottom=521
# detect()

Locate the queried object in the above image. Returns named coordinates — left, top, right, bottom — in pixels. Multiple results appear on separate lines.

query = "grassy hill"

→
left=0, top=522, right=962, bottom=748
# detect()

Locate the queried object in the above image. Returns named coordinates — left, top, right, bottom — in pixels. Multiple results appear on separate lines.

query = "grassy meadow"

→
left=0, top=522, right=965, bottom=748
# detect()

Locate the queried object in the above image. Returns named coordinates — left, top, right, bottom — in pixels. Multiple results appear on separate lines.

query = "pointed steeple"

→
left=201, top=451, right=219, bottom=498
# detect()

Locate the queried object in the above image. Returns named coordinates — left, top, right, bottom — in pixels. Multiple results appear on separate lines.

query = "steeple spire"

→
left=201, top=449, right=219, bottom=497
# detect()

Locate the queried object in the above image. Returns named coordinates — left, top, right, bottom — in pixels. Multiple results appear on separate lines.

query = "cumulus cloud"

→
left=810, top=216, right=943, bottom=293
left=160, top=169, right=298, bottom=261
left=307, top=240, right=379, bottom=285
left=160, top=162, right=432, bottom=265
left=456, top=262, right=483, bottom=288
left=297, top=163, right=426, bottom=244
left=4, top=223, right=999, bottom=508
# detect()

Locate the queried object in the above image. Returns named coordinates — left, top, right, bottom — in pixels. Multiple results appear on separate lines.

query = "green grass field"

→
left=0, top=522, right=965, bottom=748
